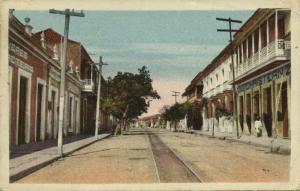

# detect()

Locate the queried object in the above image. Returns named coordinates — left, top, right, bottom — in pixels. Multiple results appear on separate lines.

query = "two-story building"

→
left=9, top=12, right=60, bottom=144
left=34, top=29, right=83, bottom=137
left=182, top=72, right=204, bottom=130
left=232, top=9, right=291, bottom=138
left=183, top=45, right=234, bottom=134
left=183, top=8, right=291, bottom=140
left=9, top=11, right=115, bottom=146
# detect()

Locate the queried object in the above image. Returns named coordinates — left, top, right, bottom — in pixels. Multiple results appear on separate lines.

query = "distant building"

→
left=182, top=72, right=204, bottom=130
left=137, top=114, right=161, bottom=128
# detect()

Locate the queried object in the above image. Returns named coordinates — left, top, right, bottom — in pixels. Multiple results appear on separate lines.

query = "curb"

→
left=10, top=156, right=60, bottom=182
left=10, top=134, right=111, bottom=182
left=190, top=131, right=290, bottom=155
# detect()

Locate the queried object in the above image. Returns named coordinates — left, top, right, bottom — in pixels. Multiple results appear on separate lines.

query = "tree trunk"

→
left=114, top=122, right=121, bottom=136
left=120, top=105, right=129, bottom=135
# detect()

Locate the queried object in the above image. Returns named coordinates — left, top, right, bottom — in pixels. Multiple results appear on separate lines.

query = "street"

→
left=16, top=128, right=289, bottom=183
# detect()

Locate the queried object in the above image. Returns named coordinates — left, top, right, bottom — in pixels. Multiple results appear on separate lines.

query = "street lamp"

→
left=94, top=56, right=108, bottom=139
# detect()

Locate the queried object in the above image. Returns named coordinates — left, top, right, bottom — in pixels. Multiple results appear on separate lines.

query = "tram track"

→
left=147, top=130, right=201, bottom=183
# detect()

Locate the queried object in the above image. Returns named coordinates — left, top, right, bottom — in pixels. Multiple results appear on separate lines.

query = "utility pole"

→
left=49, top=9, right=84, bottom=157
left=216, top=17, right=242, bottom=139
left=95, top=56, right=108, bottom=138
left=172, top=91, right=180, bottom=103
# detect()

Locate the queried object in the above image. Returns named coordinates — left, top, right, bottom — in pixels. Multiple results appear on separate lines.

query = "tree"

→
left=161, top=102, right=189, bottom=131
left=102, top=66, right=160, bottom=135
left=161, top=98, right=209, bottom=131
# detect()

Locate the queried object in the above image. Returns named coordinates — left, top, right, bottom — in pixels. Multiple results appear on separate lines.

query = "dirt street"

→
left=17, top=128, right=290, bottom=183
left=156, top=129, right=290, bottom=182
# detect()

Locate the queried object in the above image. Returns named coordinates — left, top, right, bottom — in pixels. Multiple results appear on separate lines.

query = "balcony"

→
left=235, top=39, right=290, bottom=79
left=82, top=79, right=95, bottom=92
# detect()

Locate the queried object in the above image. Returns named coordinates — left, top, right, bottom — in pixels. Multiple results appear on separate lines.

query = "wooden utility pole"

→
left=216, top=17, right=242, bottom=139
left=95, top=56, right=108, bottom=138
left=49, top=9, right=84, bottom=157
left=172, top=91, right=180, bottom=103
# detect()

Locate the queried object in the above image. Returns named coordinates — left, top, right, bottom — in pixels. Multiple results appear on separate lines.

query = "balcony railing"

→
left=235, top=39, right=290, bottom=78
left=82, top=79, right=95, bottom=92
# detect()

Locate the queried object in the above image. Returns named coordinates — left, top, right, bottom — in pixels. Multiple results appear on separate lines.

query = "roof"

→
left=182, top=9, right=271, bottom=97
left=9, top=14, right=55, bottom=61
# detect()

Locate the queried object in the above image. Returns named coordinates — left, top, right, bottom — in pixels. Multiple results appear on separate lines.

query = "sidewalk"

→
left=186, top=129, right=290, bottom=154
left=10, top=133, right=111, bottom=182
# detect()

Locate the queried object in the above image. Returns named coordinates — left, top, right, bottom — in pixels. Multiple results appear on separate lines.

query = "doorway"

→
left=246, top=93, right=251, bottom=134
left=51, top=90, right=56, bottom=139
left=69, top=96, right=73, bottom=133
left=18, top=76, right=28, bottom=144
left=36, top=84, right=43, bottom=141
left=239, top=95, right=244, bottom=132
left=263, top=87, right=272, bottom=137
left=74, top=99, right=78, bottom=134
left=281, top=82, right=288, bottom=138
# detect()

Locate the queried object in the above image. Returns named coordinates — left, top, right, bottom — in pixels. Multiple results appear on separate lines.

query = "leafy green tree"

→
left=102, top=66, right=160, bottom=135
left=161, top=98, right=209, bottom=131
left=161, top=102, right=190, bottom=131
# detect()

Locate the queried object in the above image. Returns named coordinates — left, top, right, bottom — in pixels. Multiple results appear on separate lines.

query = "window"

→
left=269, top=14, right=275, bottom=42
left=261, top=22, right=267, bottom=48
left=248, top=35, right=253, bottom=57
left=254, top=29, right=259, bottom=53
left=278, top=17, right=285, bottom=39
left=243, top=40, right=247, bottom=60
left=238, top=45, right=242, bottom=64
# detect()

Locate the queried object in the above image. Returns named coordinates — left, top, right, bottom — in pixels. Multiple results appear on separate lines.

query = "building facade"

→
left=182, top=72, right=204, bottom=130
left=232, top=9, right=291, bottom=138
left=9, top=12, right=115, bottom=145
left=9, top=13, right=59, bottom=144
left=183, top=8, right=291, bottom=139
left=201, top=51, right=234, bottom=134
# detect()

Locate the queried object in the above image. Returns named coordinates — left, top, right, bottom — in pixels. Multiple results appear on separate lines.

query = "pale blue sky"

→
left=14, top=10, right=254, bottom=116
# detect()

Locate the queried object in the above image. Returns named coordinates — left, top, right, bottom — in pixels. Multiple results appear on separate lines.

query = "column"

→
left=252, top=33, right=255, bottom=55
left=258, top=26, right=261, bottom=64
left=275, top=10, right=278, bottom=55
left=90, top=64, right=93, bottom=84
left=266, top=19, right=269, bottom=58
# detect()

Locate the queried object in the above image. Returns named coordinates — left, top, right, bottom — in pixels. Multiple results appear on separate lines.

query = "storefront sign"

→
left=237, top=64, right=290, bottom=92
left=50, top=68, right=61, bottom=82
left=9, top=55, right=33, bottom=73
left=9, top=42, right=28, bottom=59
left=67, top=81, right=81, bottom=95
left=50, top=78, right=60, bottom=88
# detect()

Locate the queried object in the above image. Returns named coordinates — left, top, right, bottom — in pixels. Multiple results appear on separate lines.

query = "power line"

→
left=49, top=8, right=85, bottom=157
left=172, top=91, right=180, bottom=103
left=216, top=17, right=242, bottom=139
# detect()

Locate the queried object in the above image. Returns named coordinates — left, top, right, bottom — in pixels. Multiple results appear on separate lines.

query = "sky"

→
left=14, top=10, right=254, bottom=117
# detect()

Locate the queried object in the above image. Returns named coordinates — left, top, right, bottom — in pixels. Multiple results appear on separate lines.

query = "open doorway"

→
left=239, top=95, right=244, bottom=132
left=246, top=93, right=251, bottom=134
left=36, top=84, right=43, bottom=141
left=263, top=87, right=272, bottom=137
left=281, top=82, right=288, bottom=138
left=18, top=76, right=28, bottom=144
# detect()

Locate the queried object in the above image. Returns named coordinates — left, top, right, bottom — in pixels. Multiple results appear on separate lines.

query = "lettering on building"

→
left=50, top=68, right=61, bottom=82
left=237, top=64, right=290, bottom=92
left=9, top=55, right=33, bottom=73
left=67, top=81, right=80, bottom=95
left=9, top=42, right=28, bottom=59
